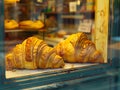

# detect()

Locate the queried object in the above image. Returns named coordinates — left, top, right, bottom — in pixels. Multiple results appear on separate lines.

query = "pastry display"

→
left=54, top=32, right=104, bottom=63
left=6, top=37, right=65, bottom=70
left=19, top=20, right=44, bottom=30
left=6, top=33, right=104, bottom=70
left=5, top=19, right=19, bottom=29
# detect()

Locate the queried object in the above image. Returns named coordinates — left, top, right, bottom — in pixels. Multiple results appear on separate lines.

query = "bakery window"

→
left=3, top=0, right=112, bottom=79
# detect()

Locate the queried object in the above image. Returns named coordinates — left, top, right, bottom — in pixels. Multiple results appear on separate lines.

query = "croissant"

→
left=54, top=33, right=104, bottom=63
left=6, top=37, right=65, bottom=70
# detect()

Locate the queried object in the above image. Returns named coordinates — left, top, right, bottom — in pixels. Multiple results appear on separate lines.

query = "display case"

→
left=0, top=0, right=120, bottom=90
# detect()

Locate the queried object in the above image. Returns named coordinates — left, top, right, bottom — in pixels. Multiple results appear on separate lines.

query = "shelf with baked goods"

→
left=4, top=19, right=46, bottom=32
left=5, top=33, right=103, bottom=79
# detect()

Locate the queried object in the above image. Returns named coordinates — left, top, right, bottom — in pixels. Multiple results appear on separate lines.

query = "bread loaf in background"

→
left=5, top=19, right=19, bottom=29
left=19, top=20, right=44, bottom=29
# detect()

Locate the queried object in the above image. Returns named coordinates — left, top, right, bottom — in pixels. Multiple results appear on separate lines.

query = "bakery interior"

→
left=4, top=0, right=109, bottom=78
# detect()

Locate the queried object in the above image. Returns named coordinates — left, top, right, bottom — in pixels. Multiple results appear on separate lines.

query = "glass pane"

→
left=4, top=0, right=110, bottom=78
left=109, top=0, right=120, bottom=66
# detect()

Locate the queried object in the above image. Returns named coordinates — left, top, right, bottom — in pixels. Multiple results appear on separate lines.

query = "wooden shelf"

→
left=45, top=11, right=95, bottom=19
left=61, top=14, right=85, bottom=19
left=5, top=28, right=46, bottom=33
left=45, top=11, right=94, bottom=14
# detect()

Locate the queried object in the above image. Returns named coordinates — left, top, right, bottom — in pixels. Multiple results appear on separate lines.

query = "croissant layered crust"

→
left=54, top=33, right=104, bottom=63
left=6, top=37, right=65, bottom=70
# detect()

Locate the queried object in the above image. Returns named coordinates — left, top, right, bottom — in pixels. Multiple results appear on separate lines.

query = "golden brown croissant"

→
left=6, top=37, right=65, bottom=70
left=54, top=33, right=104, bottom=63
